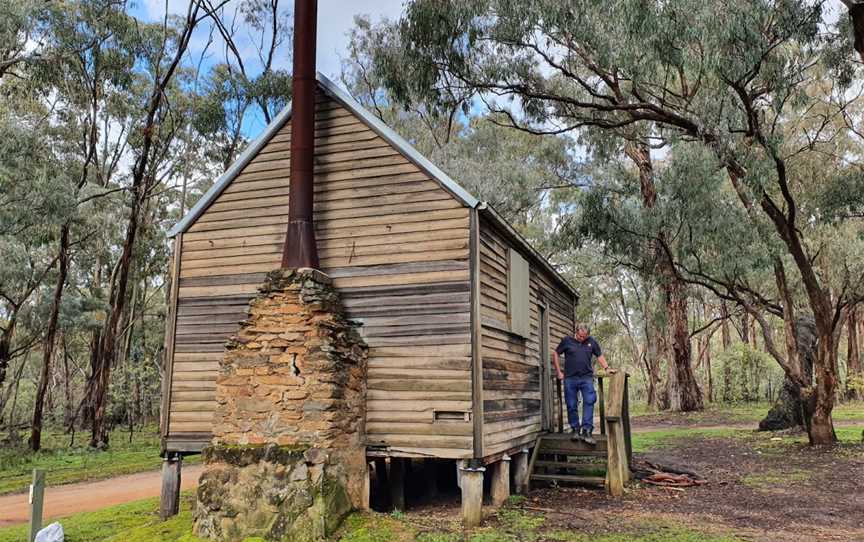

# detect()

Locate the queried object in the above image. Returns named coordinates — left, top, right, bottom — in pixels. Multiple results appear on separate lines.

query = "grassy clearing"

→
left=0, top=425, right=199, bottom=496
left=341, top=506, right=745, bottom=542
left=631, top=400, right=864, bottom=425
left=740, top=468, right=810, bottom=489
left=631, top=423, right=863, bottom=453
left=833, top=401, right=864, bottom=421
left=631, top=427, right=739, bottom=453
left=0, top=491, right=746, bottom=542
left=630, top=402, right=773, bottom=424
left=0, top=493, right=206, bottom=542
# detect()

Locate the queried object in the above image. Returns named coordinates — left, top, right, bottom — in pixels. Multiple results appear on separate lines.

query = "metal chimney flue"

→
left=281, top=0, right=319, bottom=269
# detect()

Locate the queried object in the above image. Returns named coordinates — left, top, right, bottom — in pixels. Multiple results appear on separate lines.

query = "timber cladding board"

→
left=477, top=215, right=575, bottom=452
left=167, top=90, right=474, bottom=454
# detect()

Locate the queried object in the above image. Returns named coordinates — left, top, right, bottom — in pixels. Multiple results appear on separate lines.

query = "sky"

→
left=128, top=0, right=406, bottom=135
left=134, top=0, right=406, bottom=79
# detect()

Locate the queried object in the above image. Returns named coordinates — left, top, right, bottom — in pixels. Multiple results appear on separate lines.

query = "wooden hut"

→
left=160, top=73, right=578, bottom=503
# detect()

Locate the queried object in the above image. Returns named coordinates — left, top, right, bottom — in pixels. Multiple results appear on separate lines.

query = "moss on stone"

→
left=202, top=443, right=308, bottom=467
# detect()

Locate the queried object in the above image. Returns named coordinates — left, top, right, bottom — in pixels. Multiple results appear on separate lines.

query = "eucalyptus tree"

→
left=17, top=0, right=147, bottom=450
left=0, top=95, right=71, bottom=418
left=192, top=0, right=293, bottom=172
left=360, top=0, right=863, bottom=443
left=85, top=0, right=208, bottom=449
left=0, top=0, right=54, bottom=79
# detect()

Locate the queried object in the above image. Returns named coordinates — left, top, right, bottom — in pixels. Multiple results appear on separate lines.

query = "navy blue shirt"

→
left=556, top=336, right=602, bottom=378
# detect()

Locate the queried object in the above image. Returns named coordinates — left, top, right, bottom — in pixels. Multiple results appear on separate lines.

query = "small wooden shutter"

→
left=508, top=248, right=530, bottom=338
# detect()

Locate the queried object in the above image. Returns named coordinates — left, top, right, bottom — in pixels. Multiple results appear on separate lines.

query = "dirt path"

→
left=0, top=464, right=203, bottom=527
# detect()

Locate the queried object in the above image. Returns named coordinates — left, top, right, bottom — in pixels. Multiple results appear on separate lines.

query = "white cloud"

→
left=315, top=0, right=404, bottom=79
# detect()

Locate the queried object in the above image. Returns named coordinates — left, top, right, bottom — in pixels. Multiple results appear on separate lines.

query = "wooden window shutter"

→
left=508, top=248, right=530, bottom=338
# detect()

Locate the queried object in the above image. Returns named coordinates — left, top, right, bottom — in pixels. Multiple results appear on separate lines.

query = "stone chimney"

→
left=194, top=269, right=368, bottom=541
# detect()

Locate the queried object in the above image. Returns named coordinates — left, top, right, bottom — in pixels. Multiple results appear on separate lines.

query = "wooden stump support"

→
left=160, top=453, right=182, bottom=520
left=389, top=457, right=406, bottom=512
left=459, top=461, right=485, bottom=528
left=490, top=454, right=511, bottom=507
left=423, top=458, right=439, bottom=501
left=512, top=448, right=530, bottom=494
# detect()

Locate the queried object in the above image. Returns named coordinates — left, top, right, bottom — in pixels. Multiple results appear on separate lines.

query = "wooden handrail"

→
left=604, top=371, right=631, bottom=496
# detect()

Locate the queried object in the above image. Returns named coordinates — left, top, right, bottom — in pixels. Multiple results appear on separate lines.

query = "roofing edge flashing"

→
left=475, top=202, right=580, bottom=302
left=165, top=74, right=577, bottom=302
left=167, top=102, right=294, bottom=238
left=316, top=73, right=479, bottom=208
left=168, top=72, right=478, bottom=238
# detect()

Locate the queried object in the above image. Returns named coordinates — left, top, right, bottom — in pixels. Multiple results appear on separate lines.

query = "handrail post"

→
left=604, top=372, right=629, bottom=497
left=597, top=376, right=606, bottom=436
left=555, top=377, right=563, bottom=433
left=623, top=374, right=632, bottom=465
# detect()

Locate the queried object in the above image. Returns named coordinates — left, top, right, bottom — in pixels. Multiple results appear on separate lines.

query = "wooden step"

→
left=534, top=460, right=606, bottom=470
left=530, top=473, right=606, bottom=486
left=538, top=438, right=608, bottom=454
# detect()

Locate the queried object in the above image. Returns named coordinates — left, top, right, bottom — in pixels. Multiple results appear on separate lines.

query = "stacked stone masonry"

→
left=194, top=268, right=368, bottom=541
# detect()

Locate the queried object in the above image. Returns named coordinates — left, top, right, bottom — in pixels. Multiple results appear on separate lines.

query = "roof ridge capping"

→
left=167, top=73, right=578, bottom=299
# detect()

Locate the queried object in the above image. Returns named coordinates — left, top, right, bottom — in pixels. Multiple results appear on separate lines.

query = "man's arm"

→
left=596, top=353, right=617, bottom=373
left=552, top=351, right=564, bottom=380
left=593, top=339, right=617, bottom=373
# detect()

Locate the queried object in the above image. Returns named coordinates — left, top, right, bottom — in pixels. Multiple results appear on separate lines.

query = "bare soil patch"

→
left=527, top=434, right=864, bottom=541
left=396, top=432, right=864, bottom=541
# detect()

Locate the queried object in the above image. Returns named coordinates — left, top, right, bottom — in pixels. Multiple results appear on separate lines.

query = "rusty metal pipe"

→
left=281, top=0, right=319, bottom=269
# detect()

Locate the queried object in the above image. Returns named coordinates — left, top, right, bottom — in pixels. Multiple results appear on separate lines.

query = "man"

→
left=552, top=324, right=615, bottom=445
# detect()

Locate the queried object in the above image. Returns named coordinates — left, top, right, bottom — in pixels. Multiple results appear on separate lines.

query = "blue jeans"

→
left=564, top=376, right=596, bottom=433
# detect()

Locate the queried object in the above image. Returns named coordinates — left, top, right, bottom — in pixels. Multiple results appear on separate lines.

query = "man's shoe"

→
left=570, top=429, right=583, bottom=442
left=581, top=430, right=596, bottom=446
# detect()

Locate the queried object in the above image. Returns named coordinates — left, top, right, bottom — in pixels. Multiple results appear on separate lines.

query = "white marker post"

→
left=28, top=469, right=45, bottom=542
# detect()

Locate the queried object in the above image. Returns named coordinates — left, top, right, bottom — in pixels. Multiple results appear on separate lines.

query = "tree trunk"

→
left=705, top=335, right=713, bottom=403
left=661, top=272, right=703, bottom=411
left=30, top=226, right=70, bottom=451
left=643, top=314, right=663, bottom=409
left=847, top=307, right=861, bottom=400
left=0, top=321, right=17, bottom=398
left=809, top=320, right=839, bottom=445
left=89, top=217, right=140, bottom=449
left=624, top=141, right=702, bottom=412
left=759, top=317, right=815, bottom=431
left=62, top=336, right=73, bottom=427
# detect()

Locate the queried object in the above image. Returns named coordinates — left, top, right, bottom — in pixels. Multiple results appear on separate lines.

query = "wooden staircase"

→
left=528, top=371, right=633, bottom=496
left=528, top=433, right=609, bottom=488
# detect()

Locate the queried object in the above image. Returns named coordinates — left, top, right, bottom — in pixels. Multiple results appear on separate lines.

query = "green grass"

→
left=631, top=427, right=740, bottom=453
left=833, top=401, right=864, bottom=422
left=544, top=521, right=745, bottom=542
left=631, top=402, right=773, bottom=423
left=631, top=400, right=864, bottom=425
left=0, top=493, right=206, bottom=542
left=0, top=494, right=748, bottom=542
left=740, top=468, right=810, bottom=489
left=632, top=423, right=864, bottom=453
left=338, top=512, right=417, bottom=542
left=0, top=425, right=199, bottom=496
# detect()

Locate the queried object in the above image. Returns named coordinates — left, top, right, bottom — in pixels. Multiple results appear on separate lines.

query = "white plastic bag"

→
left=34, top=522, right=64, bottom=542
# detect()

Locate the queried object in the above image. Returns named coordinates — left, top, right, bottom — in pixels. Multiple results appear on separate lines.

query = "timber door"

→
left=540, top=304, right=552, bottom=430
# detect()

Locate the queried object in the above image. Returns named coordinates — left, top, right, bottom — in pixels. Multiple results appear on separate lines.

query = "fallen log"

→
left=631, top=460, right=706, bottom=487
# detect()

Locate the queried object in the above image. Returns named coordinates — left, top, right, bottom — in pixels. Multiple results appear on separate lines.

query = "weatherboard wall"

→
left=163, top=88, right=474, bottom=458
left=478, top=214, right=576, bottom=457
